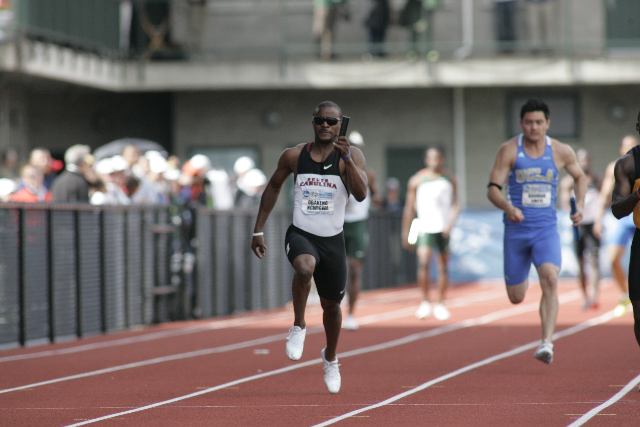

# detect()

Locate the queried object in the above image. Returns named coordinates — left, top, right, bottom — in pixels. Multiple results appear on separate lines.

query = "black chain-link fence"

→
left=0, top=204, right=412, bottom=349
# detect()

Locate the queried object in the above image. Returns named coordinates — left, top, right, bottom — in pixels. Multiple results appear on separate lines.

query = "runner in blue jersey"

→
left=487, top=98, right=586, bottom=364
left=251, top=101, right=368, bottom=393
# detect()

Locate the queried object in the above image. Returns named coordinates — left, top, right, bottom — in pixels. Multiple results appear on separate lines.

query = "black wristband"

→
left=487, top=182, right=503, bottom=191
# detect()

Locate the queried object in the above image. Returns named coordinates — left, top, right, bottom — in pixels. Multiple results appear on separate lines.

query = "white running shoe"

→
left=343, top=314, right=359, bottom=330
left=534, top=342, right=554, bottom=364
left=433, top=303, right=451, bottom=321
left=321, top=347, right=341, bottom=394
left=415, top=301, right=432, bottom=319
left=286, top=326, right=306, bottom=360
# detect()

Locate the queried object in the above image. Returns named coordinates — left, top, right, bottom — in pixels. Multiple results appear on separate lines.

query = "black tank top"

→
left=292, top=143, right=349, bottom=237
left=632, top=146, right=640, bottom=228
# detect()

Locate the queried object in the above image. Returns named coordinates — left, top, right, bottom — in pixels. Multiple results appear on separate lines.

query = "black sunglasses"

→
left=313, top=116, right=342, bottom=126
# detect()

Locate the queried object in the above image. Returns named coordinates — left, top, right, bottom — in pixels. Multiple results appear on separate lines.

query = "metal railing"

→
left=0, top=203, right=411, bottom=349
left=7, top=0, right=640, bottom=62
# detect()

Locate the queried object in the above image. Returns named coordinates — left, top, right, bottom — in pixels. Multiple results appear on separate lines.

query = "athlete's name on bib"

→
left=300, top=177, right=338, bottom=189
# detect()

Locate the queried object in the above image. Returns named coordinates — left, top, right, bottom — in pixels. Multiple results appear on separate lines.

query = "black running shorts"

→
left=284, top=224, right=347, bottom=302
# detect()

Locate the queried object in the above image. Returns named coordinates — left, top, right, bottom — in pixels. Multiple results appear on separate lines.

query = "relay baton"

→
left=339, top=116, right=350, bottom=137
left=570, top=197, right=580, bottom=242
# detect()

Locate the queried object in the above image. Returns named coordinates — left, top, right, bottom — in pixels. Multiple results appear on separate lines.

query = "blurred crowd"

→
left=0, top=144, right=267, bottom=210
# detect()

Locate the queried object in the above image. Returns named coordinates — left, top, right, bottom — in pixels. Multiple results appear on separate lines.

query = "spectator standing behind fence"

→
left=494, top=0, right=517, bottom=53
left=51, top=145, right=92, bottom=203
left=10, top=164, right=52, bottom=203
left=130, top=150, right=167, bottom=205
left=364, top=0, right=391, bottom=58
left=0, top=178, right=16, bottom=202
left=181, top=154, right=213, bottom=206
left=313, top=0, right=350, bottom=60
left=235, top=168, right=267, bottom=210
left=91, top=156, right=132, bottom=205
left=28, top=148, right=59, bottom=190
left=384, top=177, right=402, bottom=212
left=525, top=0, right=558, bottom=54
left=232, top=156, right=255, bottom=201
left=559, top=148, right=602, bottom=309
left=0, top=147, right=19, bottom=181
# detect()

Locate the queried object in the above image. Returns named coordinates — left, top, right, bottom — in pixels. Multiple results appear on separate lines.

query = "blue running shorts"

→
left=608, top=214, right=636, bottom=247
left=503, top=225, right=561, bottom=286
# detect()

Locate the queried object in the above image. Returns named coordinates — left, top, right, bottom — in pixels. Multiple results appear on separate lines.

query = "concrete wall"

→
left=174, top=84, right=640, bottom=208
left=0, top=85, right=29, bottom=162
left=8, top=80, right=640, bottom=209
left=5, top=81, right=174, bottom=160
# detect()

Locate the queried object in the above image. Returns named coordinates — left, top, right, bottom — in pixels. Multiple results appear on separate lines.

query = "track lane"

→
left=0, top=286, right=509, bottom=393
left=1, top=281, right=636, bottom=427
left=44, top=287, right=586, bottom=426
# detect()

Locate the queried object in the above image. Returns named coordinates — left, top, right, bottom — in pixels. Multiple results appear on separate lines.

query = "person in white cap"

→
left=0, top=177, right=16, bottom=201
left=233, top=156, right=256, bottom=206
left=91, top=156, right=131, bottom=205
left=235, top=168, right=267, bottom=210
left=342, top=130, right=382, bottom=331
left=181, top=154, right=213, bottom=205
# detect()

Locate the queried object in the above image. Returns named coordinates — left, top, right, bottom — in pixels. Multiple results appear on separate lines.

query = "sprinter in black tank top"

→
left=250, top=101, right=368, bottom=394
left=610, top=112, right=640, bottom=372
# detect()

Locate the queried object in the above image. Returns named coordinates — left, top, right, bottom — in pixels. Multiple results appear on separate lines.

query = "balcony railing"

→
left=6, top=0, right=640, bottom=63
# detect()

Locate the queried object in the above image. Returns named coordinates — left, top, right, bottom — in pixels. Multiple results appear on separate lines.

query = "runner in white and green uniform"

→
left=342, top=130, right=381, bottom=331
left=402, top=147, right=459, bottom=322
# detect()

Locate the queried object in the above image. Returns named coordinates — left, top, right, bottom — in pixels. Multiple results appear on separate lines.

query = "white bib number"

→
left=522, top=184, right=551, bottom=207
left=302, top=190, right=335, bottom=214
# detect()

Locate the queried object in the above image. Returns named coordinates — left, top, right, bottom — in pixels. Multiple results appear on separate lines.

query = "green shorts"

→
left=343, top=220, right=369, bottom=259
left=416, top=232, right=449, bottom=253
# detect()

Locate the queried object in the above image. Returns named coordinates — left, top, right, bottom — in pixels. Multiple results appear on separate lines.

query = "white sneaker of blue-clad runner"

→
left=321, top=347, right=341, bottom=394
left=433, top=303, right=451, bottom=321
left=286, top=326, right=306, bottom=360
left=534, top=342, right=554, bottom=364
left=415, top=301, right=432, bottom=319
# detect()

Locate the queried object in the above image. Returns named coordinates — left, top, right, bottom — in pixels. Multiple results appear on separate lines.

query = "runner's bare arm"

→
left=445, top=176, right=460, bottom=238
left=611, top=154, right=639, bottom=219
left=561, top=143, right=586, bottom=226
left=593, top=161, right=615, bottom=238
left=366, top=168, right=383, bottom=206
left=251, top=148, right=297, bottom=258
left=340, top=143, right=368, bottom=202
left=487, top=141, right=523, bottom=223
left=558, top=174, right=574, bottom=213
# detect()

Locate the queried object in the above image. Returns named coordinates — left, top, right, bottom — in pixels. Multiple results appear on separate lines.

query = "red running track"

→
left=1, top=279, right=639, bottom=427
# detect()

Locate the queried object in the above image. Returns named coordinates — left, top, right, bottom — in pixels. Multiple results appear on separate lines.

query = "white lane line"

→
left=0, top=286, right=462, bottom=363
left=59, top=290, right=584, bottom=426
left=312, top=309, right=618, bottom=427
left=0, top=288, right=507, bottom=394
left=0, top=311, right=298, bottom=363
left=566, top=374, right=640, bottom=427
